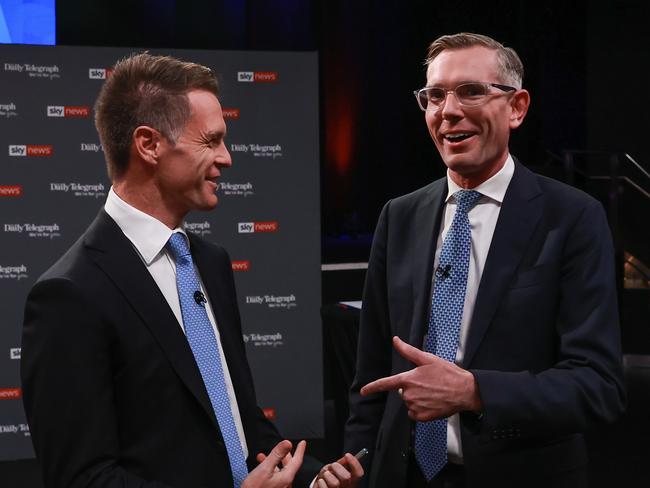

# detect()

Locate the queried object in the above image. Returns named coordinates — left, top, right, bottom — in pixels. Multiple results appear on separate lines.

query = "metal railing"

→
left=549, top=150, right=650, bottom=290
left=559, top=150, right=650, bottom=200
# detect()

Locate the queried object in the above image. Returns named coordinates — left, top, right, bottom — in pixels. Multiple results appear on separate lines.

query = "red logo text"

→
left=254, top=72, right=278, bottom=82
left=0, top=185, right=22, bottom=197
left=254, top=221, right=278, bottom=232
left=223, top=108, right=240, bottom=120
left=27, top=145, right=53, bottom=157
left=0, top=388, right=21, bottom=400
left=231, top=261, right=250, bottom=271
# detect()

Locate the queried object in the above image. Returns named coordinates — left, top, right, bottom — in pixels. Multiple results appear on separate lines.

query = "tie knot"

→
left=166, top=232, right=191, bottom=260
left=453, top=190, right=482, bottom=214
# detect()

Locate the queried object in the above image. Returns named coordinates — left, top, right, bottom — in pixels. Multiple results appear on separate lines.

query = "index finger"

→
left=392, top=336, right=435, bottom=366
left=360, top=372, right=406, bottom=396
left=280, top=440, right=306, bottom=479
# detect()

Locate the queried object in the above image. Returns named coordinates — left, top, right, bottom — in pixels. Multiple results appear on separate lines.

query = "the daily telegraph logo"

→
left=237, top=71, right=278, bottom=83
left=0, top=185, right=23, bottom=197
left=230, top=143, right=283, bottom=159
left=88, top=68, right=113, bottom=79
left=4, top=63, right=60, bottom=79
left=10, top=348, right=21, bottom=360
left=243, top=332, right=284, bottom=348
left=0, top=102, right=18, bottom=118
left=0, top=388, right=22, bottom=400
left=8, top=145, right=53, bottom=157
left=238, top=221, right=278, bottom=234
left=245, top=294, right=297, bottom=309
left=183, top=221, right=212, bottom=237
left=50, top=182, right=107, bottom=199
left=4, top=223, right=61, bottom=239
left=47, top=105, right=91, bottom=118
left=222, top=108, right=240, bottom=120
left=220, top=181, right=254, bottom=198
left=81, top=143, right=103, bottom=152
left=0, top=265, right=28, bottom=281
left=0, top=424, right=30, bottom=437
left=232, top=260, right=250, bottom=272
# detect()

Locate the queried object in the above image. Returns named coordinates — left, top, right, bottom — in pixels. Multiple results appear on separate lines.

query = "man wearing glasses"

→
left=345, top=32, right=624, bottom=488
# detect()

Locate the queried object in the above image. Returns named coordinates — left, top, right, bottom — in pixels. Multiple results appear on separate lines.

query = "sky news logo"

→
left=237, top=71, right=278, bottom=83
left=8, top=145, right=53, bottom=157
left=10, top=348, right=20, bottom=360
left=232, top=260, right=250, bottom=271
left=0, top=185, right=22, bottom=197
left=0, top=388, right=21, bottom=400
left=222, top=108, right=240, bottom=120
left=238, top=221, right=279, bottom=233
left=89, top=68, right=113, bottom=79
left=47, top=105, right=91, bottom=118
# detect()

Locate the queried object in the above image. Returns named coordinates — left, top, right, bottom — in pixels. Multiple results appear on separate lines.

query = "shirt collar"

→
left=104, top=187, right=187, bottom=264
left=445, top=154, right=515, bottom=204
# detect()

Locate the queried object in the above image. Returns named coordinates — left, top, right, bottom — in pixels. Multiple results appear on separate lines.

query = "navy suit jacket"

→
left=344, top=159, right=625, bottom=487
left=21, top=210, right=319, bottom=487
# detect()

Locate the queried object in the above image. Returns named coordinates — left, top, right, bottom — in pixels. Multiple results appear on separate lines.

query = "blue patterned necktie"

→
left=414, top=189, right=482, bottom=481
left=167, top=232, right=248, bottom=488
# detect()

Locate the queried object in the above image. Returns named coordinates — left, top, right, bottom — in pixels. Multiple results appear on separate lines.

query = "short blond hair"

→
left=425, top=32, right=524, bottom=88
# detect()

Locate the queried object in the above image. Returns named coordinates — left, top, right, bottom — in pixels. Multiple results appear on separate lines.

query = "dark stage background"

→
left=2, top=0, right=649, bottom=486
left=52, top=0, right=650, bottom=263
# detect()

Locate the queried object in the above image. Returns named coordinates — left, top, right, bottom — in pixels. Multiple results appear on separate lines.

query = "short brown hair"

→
left=94, top=52, right=219, bottom=180
left=425, top=32, right=524, bottom=88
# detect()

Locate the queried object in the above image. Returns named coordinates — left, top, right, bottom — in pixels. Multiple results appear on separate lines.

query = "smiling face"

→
left=155, top=89, right=231, bottom=222
left=425, top=45, right=529, bottom=188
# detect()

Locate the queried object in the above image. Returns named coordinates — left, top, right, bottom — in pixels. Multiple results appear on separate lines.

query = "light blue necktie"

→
left=414, top=190, right=482, bottom=481
left=167, top=232, right=248, bottom=488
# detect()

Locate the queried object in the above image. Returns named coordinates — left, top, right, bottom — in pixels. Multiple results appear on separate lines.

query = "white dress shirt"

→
left=104, top=187, right=248, bottom=457
left=431, top=155, right=515, bottom=463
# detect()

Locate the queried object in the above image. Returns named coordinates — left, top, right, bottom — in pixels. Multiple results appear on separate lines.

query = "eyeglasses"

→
left=413, top=82, right=517, bottom=111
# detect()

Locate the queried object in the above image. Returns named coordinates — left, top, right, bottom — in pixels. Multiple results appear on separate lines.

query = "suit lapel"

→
left=462, top=161, right=543, bottom=367
left=83, top=210, right=219, bottom=429
left=409, top=179, right=447, bottom=346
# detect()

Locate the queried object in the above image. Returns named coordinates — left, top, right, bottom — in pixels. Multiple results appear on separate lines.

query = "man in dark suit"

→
left=21, top=53, right=362, bottom=488
left=344, top=33, right=625, bottom=488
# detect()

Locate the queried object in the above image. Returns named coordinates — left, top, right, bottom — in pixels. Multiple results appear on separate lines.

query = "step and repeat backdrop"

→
left=0, top=44, right=321, bottom=460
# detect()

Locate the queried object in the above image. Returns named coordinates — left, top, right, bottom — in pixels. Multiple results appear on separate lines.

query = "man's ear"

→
left=509, top=89, right=530, bottom=130
left=132, top=126, right=162, bottom=166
